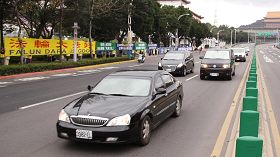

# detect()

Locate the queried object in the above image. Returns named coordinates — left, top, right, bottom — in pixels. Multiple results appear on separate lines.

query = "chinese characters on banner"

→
left=4, top=38, right=96, bottom=57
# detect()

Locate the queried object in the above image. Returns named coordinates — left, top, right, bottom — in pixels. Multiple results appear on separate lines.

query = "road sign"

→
left=96, top=42, right=116, bottom=51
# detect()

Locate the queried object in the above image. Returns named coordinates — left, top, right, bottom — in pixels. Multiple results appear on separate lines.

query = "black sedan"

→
left=200, top=49, right=236, bottom=80
left=158, top=51, right=194, bottom=76
left=57, top=70, right=184, bottom=146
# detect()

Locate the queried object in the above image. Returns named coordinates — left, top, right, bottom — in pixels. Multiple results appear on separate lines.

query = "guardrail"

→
left=235, top=47, right=263, bottom=157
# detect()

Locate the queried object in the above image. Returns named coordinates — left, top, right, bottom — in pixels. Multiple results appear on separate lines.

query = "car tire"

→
left=137, top=116, right=151, bottom=146
left=200, top=74, right=205, bottom=80
left=190, top=64, right=194, bottom=73
left=172, top=97, right=182, bottom=117
left=227, top=73, right=232, bottom=80
left=181, top=67, right=187, bottom=76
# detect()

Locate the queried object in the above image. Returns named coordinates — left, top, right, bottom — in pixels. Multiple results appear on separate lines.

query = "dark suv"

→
left=158, top=51, right=194, bottom=76
left=200, top=49, right=235, bottom=80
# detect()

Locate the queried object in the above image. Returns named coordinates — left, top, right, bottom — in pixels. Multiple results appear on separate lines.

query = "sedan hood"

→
left=65, top=94, right=148, bottom=118
left=201, top=59, right=230, bottom=64
left=161, top=59, right=182, bottom=66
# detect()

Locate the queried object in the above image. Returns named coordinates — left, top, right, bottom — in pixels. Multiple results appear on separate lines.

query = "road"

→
left=0, top=46, right=266, bottom=157
left=257, top=44, right=280, bottom=138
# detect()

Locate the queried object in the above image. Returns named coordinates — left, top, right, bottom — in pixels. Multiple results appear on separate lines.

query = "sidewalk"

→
left=0, top=59, right=136, bottom=80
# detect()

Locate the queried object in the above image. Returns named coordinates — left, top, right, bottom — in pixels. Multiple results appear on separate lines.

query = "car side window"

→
left=155, top=76, right=165, bottom=89
left=161, top=74, right=174, bottom=88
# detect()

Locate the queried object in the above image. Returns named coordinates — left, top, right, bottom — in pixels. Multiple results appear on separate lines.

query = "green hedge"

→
left=0, top=56, right=131, bottom=76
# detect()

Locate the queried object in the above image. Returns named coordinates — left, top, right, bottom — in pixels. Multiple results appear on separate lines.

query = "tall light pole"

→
left=176, top=13, right=190, bottom=48
left=72, top=22, right=80, bottom=62
left=230, top=29, right=233, bottom=47
left=234, top=29, right=237, bottom=44
left=127, top=0, right=133, bottom=45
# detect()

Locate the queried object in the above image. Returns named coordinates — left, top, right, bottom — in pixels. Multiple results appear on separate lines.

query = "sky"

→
left=189, top=0, right=280, bottom=27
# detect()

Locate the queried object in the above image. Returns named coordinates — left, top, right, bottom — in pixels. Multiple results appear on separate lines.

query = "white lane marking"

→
left=98, top=67, right=118, bottom=70
left=185, top=75, right=199, bottom=81
left=19, top=91, right=87, bottom=110
left=73, top=73, right=93, bottom=76
left=128, top=65, right=142, bottom=68
left=15, top=77, right=50, bottom=82
left=78, top=70, right=101, bottom=73
left=51, top=73, right=74, bottom=77
left=263, top=55, right=274, bottom=63
left=0, top=82, right=12, bottom=85
left=0, top=85, right=7, bottom=88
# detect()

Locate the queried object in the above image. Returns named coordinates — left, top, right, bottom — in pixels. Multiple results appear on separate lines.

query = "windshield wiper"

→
left=109, top=94, right=132, bottom=97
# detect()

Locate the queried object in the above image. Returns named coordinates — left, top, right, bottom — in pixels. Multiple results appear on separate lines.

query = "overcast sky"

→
left=189, top=0, right=280, bottom=27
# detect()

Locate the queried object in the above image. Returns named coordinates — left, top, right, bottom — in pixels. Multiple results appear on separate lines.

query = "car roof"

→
left=206, top=49, right=231, bottom=52
left=109, top=70, right=167, bottom=78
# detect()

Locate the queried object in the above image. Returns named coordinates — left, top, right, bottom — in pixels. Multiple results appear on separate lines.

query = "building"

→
left=263, top=11, right=280, bottom=29
left=157, top=0, right=204, bottom=22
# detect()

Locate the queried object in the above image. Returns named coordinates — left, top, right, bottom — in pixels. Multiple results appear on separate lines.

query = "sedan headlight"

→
left=177, top=63, right=183, bottom=68
left=223, top=64, right=230, bottom=68
left=106, top=114, right=131, bottom=126
left=158, top=62, right=162, bottom=67
left=201, top=64, right=208, bottom=68
left=58, top=109, right=70, bottom=123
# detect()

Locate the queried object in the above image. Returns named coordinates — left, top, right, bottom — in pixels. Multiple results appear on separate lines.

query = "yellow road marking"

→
left=257, top=52, right=280, bottom=157
left=210, top=55, right=251, bottom=157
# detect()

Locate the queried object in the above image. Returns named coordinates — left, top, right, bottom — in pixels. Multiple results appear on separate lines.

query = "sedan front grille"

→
left=70, top=115, right=109, bottom=127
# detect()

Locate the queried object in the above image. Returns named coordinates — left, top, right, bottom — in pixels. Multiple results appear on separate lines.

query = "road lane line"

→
left=258, top=53, right=280, bottom=157
left=19, top=91, right=87, bottom=110
left=0, top=85, right=7, bottom=88
left=185, top=75, right=198, bottom=81
left=210, top=52, right=251, bottom=157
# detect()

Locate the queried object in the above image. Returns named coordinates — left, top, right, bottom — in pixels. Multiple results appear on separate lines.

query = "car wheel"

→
left=227, top=73, right=232, bottom=80
left=137, top=116, right=151, bottom=146
left=190, top=64, right=194, bottom=73
left=172, top=97, right=182, bottom=117
left=232, top=67, right=235, bottom=76
left=200, top=74, right=205, bottom=80
left=181, top=67, right=187, bottom=76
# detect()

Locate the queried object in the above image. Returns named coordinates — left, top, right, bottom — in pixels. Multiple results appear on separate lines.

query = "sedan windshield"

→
left=91, top=77, right=151, bottom=97
left=163, top=53, right=184, bottom=60
left=204, top=51, right=230, bottom=60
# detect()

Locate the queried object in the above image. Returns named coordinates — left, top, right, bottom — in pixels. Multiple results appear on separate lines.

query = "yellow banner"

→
left=4, top=38, right=96, bottom=57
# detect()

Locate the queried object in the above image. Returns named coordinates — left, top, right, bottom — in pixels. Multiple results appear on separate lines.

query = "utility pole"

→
left=72, top=22, right=80, bottom=62
left=277, top=29, right=279, bottom=45
left=234, top=29, right=237, bottom=44
left=127, top=0, right=133, bottom=45
left=230, top=29, right=233, bottom=47
left=59, top=0, right=64, bottom=62
left=255, top=32, right=257, bottom=44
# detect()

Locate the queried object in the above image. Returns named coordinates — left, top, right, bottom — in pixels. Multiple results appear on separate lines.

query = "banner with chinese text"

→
left=4, top=38, right=96, bottom=57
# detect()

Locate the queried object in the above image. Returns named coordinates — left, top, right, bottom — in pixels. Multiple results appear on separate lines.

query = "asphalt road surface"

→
left=0, top=46, right=261, bottom=157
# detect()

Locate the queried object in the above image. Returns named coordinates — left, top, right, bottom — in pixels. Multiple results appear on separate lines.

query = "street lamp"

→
left=230, top=29, right=233, bottom=47
left=176, top=13, right=190, bottom=48
left=234, top=29, right=237, bottom=44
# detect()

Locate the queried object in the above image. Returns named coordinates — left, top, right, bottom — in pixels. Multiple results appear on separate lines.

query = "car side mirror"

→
left=199, top=56, right=204, bottom=59
left=156, top=87, right=166, bottom=95
left=87, top=85, right=93, bottom=91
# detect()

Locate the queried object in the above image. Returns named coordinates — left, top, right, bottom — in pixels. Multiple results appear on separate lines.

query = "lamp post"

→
left=230, top=29, right=233, bottom=47
left=175, top=13, right=190, bottom=48
left=234, top=29, right=237, bottom=44
left=72, top=22, right=80, bottom=62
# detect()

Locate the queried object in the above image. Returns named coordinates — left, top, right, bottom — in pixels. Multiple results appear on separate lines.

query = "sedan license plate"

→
left=76, top=129, right=92, bottom=139
left=237, top=58, right=240, bottom=60
left=166, top=69, right=172, bottom=72
left=210, top=73, right=219, bottom=77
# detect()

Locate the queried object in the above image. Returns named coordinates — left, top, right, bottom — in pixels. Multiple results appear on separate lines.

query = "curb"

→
left=0, top=59, right=136, bottom=80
